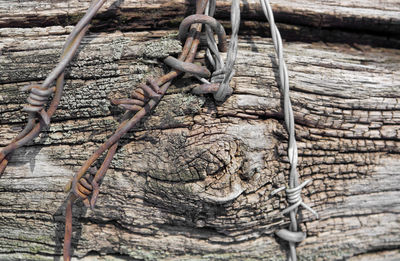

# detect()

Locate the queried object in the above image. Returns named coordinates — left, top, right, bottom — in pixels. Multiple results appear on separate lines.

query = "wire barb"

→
left=111, top=78, right=162, bottom=113
left=0, top=0, right=107, bottom=177
left=63, top=1, right=210, bottom=260
left=164, top=56, right=211, bottom=78
left=21, top=85, right=56, bottom=125
left=271, top=179, right=319, bottom=218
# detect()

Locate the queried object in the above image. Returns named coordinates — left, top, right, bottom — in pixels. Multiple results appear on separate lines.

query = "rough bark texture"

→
left=0, top=1, right=399, bottom=260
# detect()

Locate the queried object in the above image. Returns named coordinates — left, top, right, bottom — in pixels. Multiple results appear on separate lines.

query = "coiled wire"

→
left=1, top=1, right=319, bottom=260
left=259, top=1, right=319, bottom=260
left=21, top=85, right=56, bottom=125
left=111, top=78, right=162, bottom=113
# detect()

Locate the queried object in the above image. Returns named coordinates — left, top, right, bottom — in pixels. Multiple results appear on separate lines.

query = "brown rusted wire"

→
left=178, top=14, right=228, bottom=52
left=0, top=0, right=107, bottom=176
left=164, top=56, right=211, bottom=78
left=1, top=1, right=319, bottom=260
left=62, top=1, right=220, bottom=260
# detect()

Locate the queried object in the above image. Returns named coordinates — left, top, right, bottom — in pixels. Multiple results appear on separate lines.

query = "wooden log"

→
left=0, top=0, right=399, bottom=47
left=0, top=1, right=399, bottom=260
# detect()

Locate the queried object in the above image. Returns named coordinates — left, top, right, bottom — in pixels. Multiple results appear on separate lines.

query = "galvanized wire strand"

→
left=214, top=0, right=240, bottom=101
left=192, top=0, right=240, bottom=101
left=204, top=0, right=223, bottom=71
left=0, top=0, right=107, bottom=175
left=259, top=0, right=318, bottom=260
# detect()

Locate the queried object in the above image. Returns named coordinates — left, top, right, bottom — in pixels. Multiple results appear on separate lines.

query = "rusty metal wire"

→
left=62, top=1, right=217, bottom=260
left=0, top=0, right=107, bottom=176
left=192, top=0, right=240, bottom=101
left=259, top=0, right=319, bottom=260
left=163, top=6, right=227, bottom=82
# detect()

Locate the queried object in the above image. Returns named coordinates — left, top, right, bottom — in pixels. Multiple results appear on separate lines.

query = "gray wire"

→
left=259, top=1, right=318, bottom=261
left=213, top=0, right=240, bottom=101
left=203, top=0, right=240, bottom=101
left=205, top=0, right=223, bottom=71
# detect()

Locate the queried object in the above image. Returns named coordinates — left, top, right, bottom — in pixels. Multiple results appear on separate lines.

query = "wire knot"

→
left=191, top=68, right=234, bottom=101
left=73, top=168, right=97, bottom=208
left=272, top=179, right=319, bottom=260
left=276, top=228, right=306, bottom=244
left=21, top=85, right=55, bottom=125
left=111, top=78, right=161, bottom=113
left=212, top=68, right=234, bottom=101
left=271, top=179, right=319, bottom=218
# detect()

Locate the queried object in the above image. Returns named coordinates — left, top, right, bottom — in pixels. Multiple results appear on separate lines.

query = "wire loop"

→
left=179, top=14, right=228, bottom=52
left=276, top=229, right=306, bottom=243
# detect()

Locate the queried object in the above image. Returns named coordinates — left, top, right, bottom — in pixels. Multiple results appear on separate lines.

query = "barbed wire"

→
left=259, top=0, right=319, bottom=260
left=0, top=0, right=108, bottom=176
left=62, top=0, right=228, bottom=259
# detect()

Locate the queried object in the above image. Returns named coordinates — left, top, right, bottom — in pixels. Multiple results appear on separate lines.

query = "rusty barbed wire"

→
left=62, top=0, right=228, bottom=260
left=21, top=85, right=56, bottom=125
left=0, top=0, right=107, bottom=176
left=112, top=78, right=162, bottom=113
left=259, top=0, right=319, bottom=260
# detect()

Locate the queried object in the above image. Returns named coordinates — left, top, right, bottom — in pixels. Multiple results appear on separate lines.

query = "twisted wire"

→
left=73, top=78, right=164, bottom=209
left=260, top=1, right=318, bottom=260
left=63, top=1, right=211, bottom=260
left=21, top=85, right=56, bottom=125
left=0, top=0, right=107, bottom=176
left=271, top=179, right=318, bottom=217
left=204, top=0, right=223, bottom=71
left=192, top=0, right=240, bottom=101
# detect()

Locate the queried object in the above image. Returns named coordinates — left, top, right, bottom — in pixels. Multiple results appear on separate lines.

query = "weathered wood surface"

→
left=0, top=1, right=399, bottom=260
left=2, top=0, right=399, bottom=32
left=0, top=0, right=399, bottom=48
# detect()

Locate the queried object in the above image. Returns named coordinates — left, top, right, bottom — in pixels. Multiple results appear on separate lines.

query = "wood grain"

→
left=0, top=1, right=399, bottom=260
left=0, top=0, right=399, bottom=47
